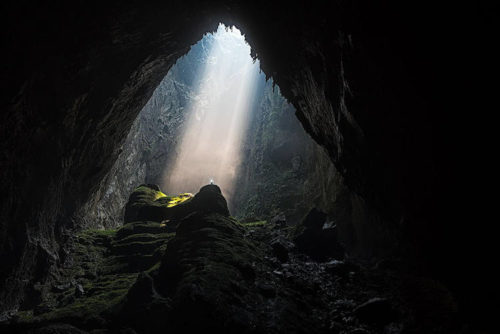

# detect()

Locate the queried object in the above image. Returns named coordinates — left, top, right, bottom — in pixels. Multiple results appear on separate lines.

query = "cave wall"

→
left=232, top=79, right=343, bottom=224
left=76, top=45, right=202, bottom=229
left=0, top=0, right=485, bottom=323
left=83, top=34, right=342, bottom=229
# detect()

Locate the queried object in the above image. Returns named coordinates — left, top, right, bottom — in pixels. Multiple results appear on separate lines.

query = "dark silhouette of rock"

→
left=27, top=323, right=88, bottom=334
left=302, top=208, right=327, bottom=230
left=143, top=184, right=161, bottom=192
left=270, top=213, right=287, bottom=227
left=354, top=297, right=396, bottom=325
left=123, top=185, right=170, bottom=223
left=350, top=328, right=370, bottom=334
left=293, top=208, right=345, bottom=261
left=1, top=185, right=461, bottom=334
left=187, top=184, right=230, bottom=216
left=324, top=259, right=358, bottom=277
left=198, top=184, right=222, bottom=194
left=271, top=240, right=289, bottom=263
left=74, top=284, right=85, bottom=297
left=257, top=282, right=276, bottom=298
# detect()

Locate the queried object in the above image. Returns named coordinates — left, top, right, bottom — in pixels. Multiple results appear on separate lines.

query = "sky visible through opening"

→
left=163, top=24, right=260, bottom=200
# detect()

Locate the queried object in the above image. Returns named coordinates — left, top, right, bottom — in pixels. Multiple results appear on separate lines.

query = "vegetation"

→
left=124, top=185, right=194, bottom=223
left=157, top=192, right=194, bottom=208
left=239, top=220, right=267, bottom=227
left=11, top=218, right=177, bottom=329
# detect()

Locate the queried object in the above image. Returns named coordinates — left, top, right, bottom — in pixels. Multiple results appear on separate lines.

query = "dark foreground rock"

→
left=354, top=297, right=396, bottom=326
left=293, top=208, right=345, bottom=261
left=2, top=186, right=459, bottom=333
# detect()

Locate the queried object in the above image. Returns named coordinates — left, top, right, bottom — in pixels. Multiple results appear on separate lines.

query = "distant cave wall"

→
left=81, top=36, right=342, bottom=228
left=1, top=0, right=463, bottom=315
left=75, top=48, right=203, bottom=229
left=232, top=79, right=343, bottom=224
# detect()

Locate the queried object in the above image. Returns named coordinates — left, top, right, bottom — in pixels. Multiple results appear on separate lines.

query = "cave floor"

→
left=3, top=185, right=458, bottom=333
left=5, top=221, right=457, bottom=334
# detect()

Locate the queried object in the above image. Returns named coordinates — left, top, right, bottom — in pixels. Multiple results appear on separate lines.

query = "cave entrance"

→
left=93, top=23, right=338, bottom=227
left=163, top=24, right=259, bottom=201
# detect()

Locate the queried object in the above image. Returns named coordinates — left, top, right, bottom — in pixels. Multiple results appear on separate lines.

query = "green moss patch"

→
left=155, top=212, right=266, bottom=329
left=116, top=221, right=166, bottom=239
left=123, top=186, right=170, bottom=223
left=38, top=273, right=138, bottom=324
left=123, top=185, right=195, bottom=223
left=239, top=220, right=268, bottom=228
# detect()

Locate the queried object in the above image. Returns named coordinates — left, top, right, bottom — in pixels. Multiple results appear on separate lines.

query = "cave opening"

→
left=162, top=24, right=259, bottom=203
left=89, top=23, right=339, bottom=228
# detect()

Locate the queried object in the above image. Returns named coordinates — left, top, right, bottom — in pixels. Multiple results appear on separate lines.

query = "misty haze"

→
left=163, top=24, right=259, bottom=200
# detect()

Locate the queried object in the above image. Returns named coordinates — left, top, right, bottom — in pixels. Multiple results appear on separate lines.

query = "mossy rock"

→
left=187, top=184, right=230, bottom=216
left=107, top=223, right=175, bottom=273
left=35, top=273, right=138, bottom=326
left=123, top=184, right=194, bottom=223
left=239, top=220, right=267, bottom=228
left=155, top=211, right=263, bottom=331
left=123, top=185, right=170, bottom=223
left=76, top=229, right=116, bottom=246
left=116, top=221, right=166, bottom=239
left=111, top=236, right=170, bottom=256
left=114, top=232, right=174, bottom=244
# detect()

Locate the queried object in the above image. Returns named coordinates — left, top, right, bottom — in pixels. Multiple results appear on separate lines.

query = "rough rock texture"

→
left=76, top=54, right=199, bottom=229
left=0, top=0, right=491, bottom=330
left=80, top=32, right=340, bottom=228
left=2, top=186, right=458, bottom=333
left=233, top=79, right=342, bottom=224
left=292, top=208, right=345, bottom=262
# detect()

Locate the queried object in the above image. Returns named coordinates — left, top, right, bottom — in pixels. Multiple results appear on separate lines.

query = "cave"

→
left=81, top=23, right=339, bottom=230
left=0, top=1, right=494, bottom=333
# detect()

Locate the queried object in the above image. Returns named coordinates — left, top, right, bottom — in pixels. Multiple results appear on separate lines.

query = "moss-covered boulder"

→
left=156, top=211, right=262, bottom=331
left=116, top=221, right=166, bottom=239
left=124, top=184, right=169, bottom=223
left=110, top=221, right=175, bottom=272
left=187, top=184, right=230, bottom=216
left=8, top=184, right=456, bottom=333
left=123, top=184, right=193, bottom=223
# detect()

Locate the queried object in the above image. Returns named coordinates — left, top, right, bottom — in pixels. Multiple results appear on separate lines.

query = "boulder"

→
left=270, top=212, right=287, bottom=227
left=187, top=184, right=230, bottom=216
left=123, top=184, right=196, bottom=224
left=123, top=185, right=170, bottom=223
left=302, top=208, right=327, bottom=230
left=156, top=210, right=259, bottom=331
left=354, top=297, right=396, bottom=325
left=271, top=240, right=289, bottom=263
left=293, top=208, right=344, bottom=261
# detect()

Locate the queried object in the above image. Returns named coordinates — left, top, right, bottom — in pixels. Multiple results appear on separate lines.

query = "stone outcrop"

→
left=2, top=186, right=458, bottom=333
left=75, top=55, right=199, bottom=229
left=292, top=208, right=345, bottom=262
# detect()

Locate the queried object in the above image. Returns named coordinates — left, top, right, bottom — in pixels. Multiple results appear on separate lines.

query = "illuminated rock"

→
left=124, top=184, right=193, bottom=223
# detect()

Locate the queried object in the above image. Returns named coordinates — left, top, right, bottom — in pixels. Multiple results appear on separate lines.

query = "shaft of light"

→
left=163, top=24, right=259, bottom=203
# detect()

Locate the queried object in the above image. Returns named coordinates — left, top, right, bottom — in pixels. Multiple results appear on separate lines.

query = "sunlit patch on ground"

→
left=162, top=193, right=194, bottom=208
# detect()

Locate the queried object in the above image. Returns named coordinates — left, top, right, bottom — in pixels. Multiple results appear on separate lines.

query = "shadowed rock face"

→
left=3, top=186, right=458, bottom=333
left=0, top=0, right=488, bottom=329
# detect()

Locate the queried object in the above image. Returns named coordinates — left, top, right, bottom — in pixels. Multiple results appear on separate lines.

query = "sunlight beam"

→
left=163, top=24, right=260, bottom=202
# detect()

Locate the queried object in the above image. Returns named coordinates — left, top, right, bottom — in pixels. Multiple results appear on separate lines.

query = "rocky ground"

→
left=2, top=185, right=459, bottom=333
